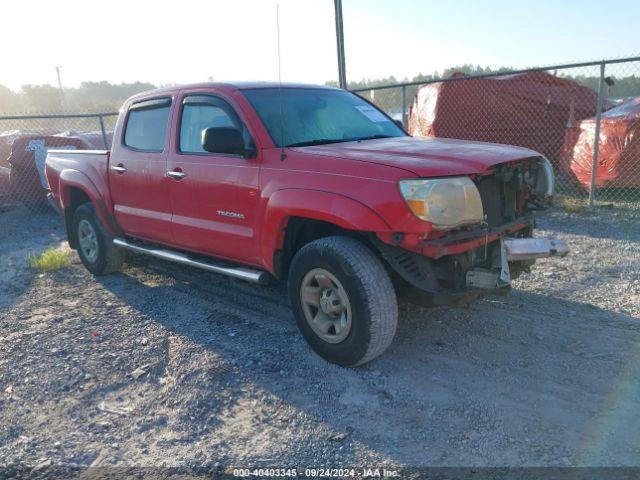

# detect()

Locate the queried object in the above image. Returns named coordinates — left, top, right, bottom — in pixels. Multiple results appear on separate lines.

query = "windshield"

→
left=241, top=88, right=406, bottom=148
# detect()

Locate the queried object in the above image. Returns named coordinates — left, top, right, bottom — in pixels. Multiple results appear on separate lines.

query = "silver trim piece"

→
left=498, top=238, right=511, bottom=284
left=110, top=165, right=127, bottom=174
left=47, top=149, right=109, bottom=155
left=113, top=238, right=269, bottom=284
left=167, top=171, right=186, bottom=179
left=503, top=238, right=569, bottom=261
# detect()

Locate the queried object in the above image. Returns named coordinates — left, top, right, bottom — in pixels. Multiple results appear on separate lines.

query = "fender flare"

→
left=260, top=188, right=392, bottom=272
left=58, top=169, right=121, bottom=238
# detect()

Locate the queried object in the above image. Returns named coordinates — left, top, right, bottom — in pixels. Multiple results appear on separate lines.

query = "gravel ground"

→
left=0, top=204, right=639, bottom=472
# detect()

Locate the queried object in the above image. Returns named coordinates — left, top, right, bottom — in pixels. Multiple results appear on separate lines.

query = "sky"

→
left=1, top=0, right=638, bottom=90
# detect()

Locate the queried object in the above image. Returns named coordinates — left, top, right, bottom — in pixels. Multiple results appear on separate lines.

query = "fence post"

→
left=588, top=62, right=606, bottom=207
left=401, top=85, right=407, bottom=127
left=98, top=115, right=108, bottom=150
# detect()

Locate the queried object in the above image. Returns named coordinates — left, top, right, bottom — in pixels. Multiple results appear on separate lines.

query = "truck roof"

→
left=128, top=82, right=340, bottom=102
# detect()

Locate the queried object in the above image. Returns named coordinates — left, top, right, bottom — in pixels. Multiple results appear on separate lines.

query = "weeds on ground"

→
left=26, top=248, right=71, bottom=272
left=561, top=197, right=586, bottom=214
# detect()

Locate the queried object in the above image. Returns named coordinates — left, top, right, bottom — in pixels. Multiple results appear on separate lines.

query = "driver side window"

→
left=180, top=102, right=236, bottom=154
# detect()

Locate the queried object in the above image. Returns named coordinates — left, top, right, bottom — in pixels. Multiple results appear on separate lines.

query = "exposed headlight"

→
left=399, top=177, right=484, bottom=229
left=539, top=157, right=554, bottom=197
left=524, top=157, right=554, bottom=202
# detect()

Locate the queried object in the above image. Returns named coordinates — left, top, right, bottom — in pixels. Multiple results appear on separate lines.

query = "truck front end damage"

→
left=376, top=156, right=568, bottom=305
left=464, top=237, right=569, bottom=290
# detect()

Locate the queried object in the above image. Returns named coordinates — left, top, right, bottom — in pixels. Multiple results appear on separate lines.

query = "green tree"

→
left=20, top=84, right=63, bottom=113
left=0, top=85, right=20, bottom=113
left=0, top=81, right=158, bottom=115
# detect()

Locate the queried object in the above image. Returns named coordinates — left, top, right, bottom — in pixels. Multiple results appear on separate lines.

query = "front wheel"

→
left=288, top=236, right=398, bottom=367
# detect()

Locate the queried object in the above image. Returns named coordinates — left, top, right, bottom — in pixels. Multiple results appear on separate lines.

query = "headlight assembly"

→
left=523, top=156, right=554, bottom=205
left=399, top=177, right=484, bottom=230
left=533, top=157, right=554, bottom=198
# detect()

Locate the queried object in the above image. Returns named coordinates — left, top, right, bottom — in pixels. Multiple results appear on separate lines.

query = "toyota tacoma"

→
left=45, top=83, right=568, bottom=366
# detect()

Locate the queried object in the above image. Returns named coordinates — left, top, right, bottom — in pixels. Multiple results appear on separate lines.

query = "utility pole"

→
left=334, top=0, right=347, bottom=89
left=55, top=65, right=65, bottom=110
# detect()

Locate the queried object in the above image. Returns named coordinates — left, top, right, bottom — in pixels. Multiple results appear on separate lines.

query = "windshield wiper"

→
left=353, top=134, right=395, bottom=142
left=286, top=135, right=396, bottom=148
left=286, top=139, right=347, bottom=147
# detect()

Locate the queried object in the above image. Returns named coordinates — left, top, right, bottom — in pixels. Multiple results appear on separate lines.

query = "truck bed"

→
left=45, top=149, right=112, bottom=222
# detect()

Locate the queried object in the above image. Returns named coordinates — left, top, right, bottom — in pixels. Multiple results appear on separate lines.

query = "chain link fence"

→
left=0, top=113, right=117, bottom=213
left=1, top=57, right=639, bottom=219
left=355, top=56, right=640, bottom=208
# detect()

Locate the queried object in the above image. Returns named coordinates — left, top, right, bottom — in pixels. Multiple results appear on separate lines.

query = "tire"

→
left=72, top=202, right=124, bottom=275
left=288, top=236, right=398, bottom=367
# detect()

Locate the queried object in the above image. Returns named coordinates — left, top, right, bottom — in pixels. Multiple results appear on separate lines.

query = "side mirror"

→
left=201, top=127, right=246, bottom=155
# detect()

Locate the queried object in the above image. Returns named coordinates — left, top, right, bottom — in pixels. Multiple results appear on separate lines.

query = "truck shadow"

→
left=98, top=257, right=640, bottom=466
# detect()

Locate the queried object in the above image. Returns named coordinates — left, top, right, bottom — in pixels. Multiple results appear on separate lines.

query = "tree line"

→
left=332, top=64, right=640, bottom=113
left=2, top=65, right=640, bottom=116
left=340, top=64, right=640, bottom=98
left=0, top=81, right=156, bottom=115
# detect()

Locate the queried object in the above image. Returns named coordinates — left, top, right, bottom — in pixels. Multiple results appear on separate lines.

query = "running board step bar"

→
left=113, top=238, right=270, bottom=285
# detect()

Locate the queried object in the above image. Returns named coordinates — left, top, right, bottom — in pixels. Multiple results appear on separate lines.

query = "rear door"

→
left=166, top=93, right=261, bottom=264
left=109, top=97, right=174, bottom=244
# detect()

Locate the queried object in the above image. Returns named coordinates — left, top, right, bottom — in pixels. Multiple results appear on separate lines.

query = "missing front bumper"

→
left=466, top=237, right=569, bottom=290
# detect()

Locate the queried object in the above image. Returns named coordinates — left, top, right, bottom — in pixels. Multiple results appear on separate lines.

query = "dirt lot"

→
left=1, top=204, right=639, bottom=472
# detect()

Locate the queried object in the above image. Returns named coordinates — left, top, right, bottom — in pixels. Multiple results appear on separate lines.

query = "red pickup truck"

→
left=45, top=82, right=567, bottom=366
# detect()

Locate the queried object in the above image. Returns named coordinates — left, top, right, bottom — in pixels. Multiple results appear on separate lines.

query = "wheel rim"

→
left=300, top=268, right=352, bottom=344
left=77, top=219, right=99, bottom=263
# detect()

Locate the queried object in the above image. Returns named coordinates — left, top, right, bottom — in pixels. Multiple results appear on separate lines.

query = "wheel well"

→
left=64, top=187, right=91, bottom=249
left=274, top=217, right=372, bottom=280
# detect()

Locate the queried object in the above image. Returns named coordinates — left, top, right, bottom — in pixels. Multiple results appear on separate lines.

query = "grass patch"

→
left=26, top=248, right=71, bottom=272
left=560, top=197, right=586, bottom=214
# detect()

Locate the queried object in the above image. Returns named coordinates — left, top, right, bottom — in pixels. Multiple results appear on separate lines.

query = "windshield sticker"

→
left=355, top=105, right=388, bottom=123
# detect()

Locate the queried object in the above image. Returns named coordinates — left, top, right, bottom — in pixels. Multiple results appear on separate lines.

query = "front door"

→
left=166, top=93, right=261, bottom=265
left=109, top=97, right=174, bottom=244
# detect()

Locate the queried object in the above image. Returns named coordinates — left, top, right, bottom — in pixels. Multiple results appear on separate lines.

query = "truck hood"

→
left=297, top=136, right=543, bottom=177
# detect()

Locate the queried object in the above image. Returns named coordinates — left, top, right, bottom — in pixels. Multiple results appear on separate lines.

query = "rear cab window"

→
left=124, top=98, right=172, bottom=152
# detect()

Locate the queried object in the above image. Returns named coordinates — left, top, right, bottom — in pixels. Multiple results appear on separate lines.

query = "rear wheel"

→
left=288, top=236, right=398, bottom=367
left=72, top=203, right=124, bottom=275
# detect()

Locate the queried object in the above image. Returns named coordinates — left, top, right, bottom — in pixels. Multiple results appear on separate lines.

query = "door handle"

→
left=111, top=164, right=127, bottom=174
left=167, top=170, right=186, bottom=180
